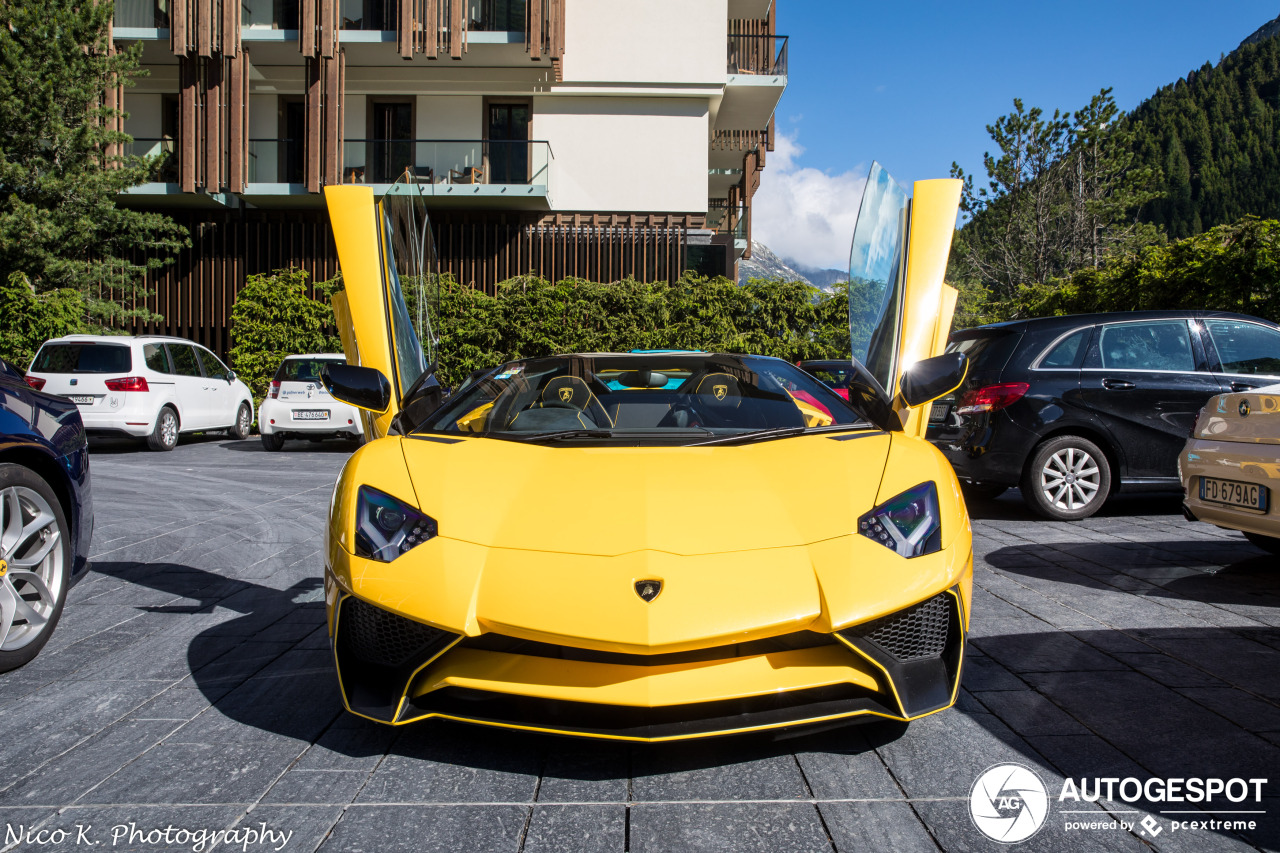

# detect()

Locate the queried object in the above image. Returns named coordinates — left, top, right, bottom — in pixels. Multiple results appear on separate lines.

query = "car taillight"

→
left=269, top=380, right=281, bottom=399
left=956, top=382, right=1030, bottom=414
left=25, top=376, right=45, bottom=391
left=1190, top=406, right=1205, bottom=438
left=104, top=376, right=149, bottom=392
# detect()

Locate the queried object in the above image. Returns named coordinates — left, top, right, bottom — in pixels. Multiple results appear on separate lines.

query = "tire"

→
left=146, top=407, right=180, bottom=452
left=1244, top=531, right=1280, bottom=556
left=1021, top=435, right=1112, bottom=520
left=260, top=433, right=285, bottom=452
left=962, top=481, right=1008, bottom=502
left=229, top=403, right=252, bottom=440
left=0, top=463, right=71, bottom=673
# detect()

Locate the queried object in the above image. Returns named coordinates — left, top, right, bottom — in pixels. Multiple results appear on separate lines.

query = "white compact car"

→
left=26, top=335, right=254, bottom=451
left=257, top=353, right=363, bottom=451
left=1181, top=381, right=1280, bottom=555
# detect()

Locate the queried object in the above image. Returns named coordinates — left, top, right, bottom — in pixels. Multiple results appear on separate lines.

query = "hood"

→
left=400, top=432, right=892, bottom=556
left=1197, top=383, right=1280, bottom=445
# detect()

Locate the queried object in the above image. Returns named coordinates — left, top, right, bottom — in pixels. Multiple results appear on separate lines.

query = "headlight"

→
left=858, top=482, right=942, bottom=558
left=354, top=486, right=437, bottom=562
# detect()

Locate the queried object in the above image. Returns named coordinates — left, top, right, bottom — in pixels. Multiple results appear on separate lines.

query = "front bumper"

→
left=327, top=580, right=970, bottom=741
left=1181, top=439, right=1280, bottom=539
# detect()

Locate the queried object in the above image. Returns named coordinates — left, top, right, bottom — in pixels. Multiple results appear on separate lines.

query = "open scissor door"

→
left=847, top=162, right=962, bottom=434
left=325, top=179, right=439, bottom=439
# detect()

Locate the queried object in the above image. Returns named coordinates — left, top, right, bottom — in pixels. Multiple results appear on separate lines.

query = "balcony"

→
left=339, top=0, right=397, bottom=30
left=125, top=138, right=179, bottom=184
left=341, top=139, right=552, bottom=205
left=718, top=33, right=788, bottom=131
left=247, top=138, right=305, bottom=185
left=708, top=199, right=748, bottom=243
left=466, top=0, right=527, bottom=31
left=114, top=0, right=169, bottom=32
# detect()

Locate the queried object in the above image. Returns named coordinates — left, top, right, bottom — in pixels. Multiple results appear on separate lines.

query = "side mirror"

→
left=321, top=363, right=391, bottom=414
left=900, top=352, right=968, bottom=408
left=227, top=370, right=237, bottom=383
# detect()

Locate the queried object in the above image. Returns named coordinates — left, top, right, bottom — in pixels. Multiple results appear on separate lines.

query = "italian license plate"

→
left=294, top=409, right=329, bottom=421
left=929, top=402, right=949, bottom=422
left=1199, top=477, right=1267, bottom=511
left=68, top=395, right=95, bottom=405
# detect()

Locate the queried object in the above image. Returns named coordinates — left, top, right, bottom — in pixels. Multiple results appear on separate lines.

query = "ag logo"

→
left=969, top=763, right=1049, bottom=843
left=634, top=579, right=662, bottom=603
left=1240, top=399, right=1251, bottom=417
left=559, top=386, right=574, bottom=404
left=713, top=384, right=728, bottom=401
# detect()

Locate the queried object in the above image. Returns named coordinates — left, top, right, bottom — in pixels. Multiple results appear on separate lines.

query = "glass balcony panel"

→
left=125, top=138, right=178, bottom=182
left=466, top=0, right=526, bottom=31
left=340, top=0, right=398, bottom=30
left=115, top=0, right=170, bottom=28
left=242, top=0, right=299, bottom=29
left=341, top=140, right=551, bottom=192
left=726, top=33, right=788, bottom=76
left=248, top=139, right=303, bottom=183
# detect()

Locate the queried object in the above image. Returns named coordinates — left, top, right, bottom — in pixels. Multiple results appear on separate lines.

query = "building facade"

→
left=113, top=0, right=786, bottom=352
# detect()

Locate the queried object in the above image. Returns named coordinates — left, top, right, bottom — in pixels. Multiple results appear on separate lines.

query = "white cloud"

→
left=752, top=131, right=867, bottom=273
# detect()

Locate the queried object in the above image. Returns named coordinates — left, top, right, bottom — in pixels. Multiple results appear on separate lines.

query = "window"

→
left=196, top=348, right=229, bottom=381
left=1039, top=329, right=1088, bottom=369
left=31, top=343, right=131, bottom=374
left=1205, top=320, right=1280, bottom=377
left=167, top=344, right=201, bottom=377
left=143, top=343, right=171, bottom=373
left=1098, top=321, right=1194, bottom=372
left=275, top=357, right=340, bottom=382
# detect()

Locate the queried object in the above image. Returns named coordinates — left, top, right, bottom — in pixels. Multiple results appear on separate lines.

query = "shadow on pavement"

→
left=966, top=489, right=1186, bottom=521
left=220, top=438, right=361, bottom=454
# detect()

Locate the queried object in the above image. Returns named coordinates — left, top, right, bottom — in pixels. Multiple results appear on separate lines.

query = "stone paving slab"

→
left=0, top=437, right=1277, bottom=852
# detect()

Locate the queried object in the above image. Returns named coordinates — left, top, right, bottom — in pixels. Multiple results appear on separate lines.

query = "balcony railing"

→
left=466, top=0, right=526, bottom=31
left=341, top=139, right=552, bottom=188
left=709, top=200, right=748, bottom=240
left=248, top=138, right=304, bottom=183
left=338, top=0, right=398, bottom=30
left=125, top=138, right=179, bottom=183
left=115, top=0, right=170, bottom=28
left=242, top=0, right=300, bottom=29
left=727, top=33, right=788, bottom=76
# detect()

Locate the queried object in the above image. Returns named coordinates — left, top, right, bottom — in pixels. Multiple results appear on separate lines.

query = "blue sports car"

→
left=0, top=358, right=93, bottom=671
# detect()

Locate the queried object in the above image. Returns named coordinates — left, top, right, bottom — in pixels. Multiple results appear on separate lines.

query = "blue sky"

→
left=754, top=0, right=1280, bottom=271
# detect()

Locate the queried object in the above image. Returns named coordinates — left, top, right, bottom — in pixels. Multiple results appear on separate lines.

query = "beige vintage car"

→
left=1181, top=382, right=1280, bottom=554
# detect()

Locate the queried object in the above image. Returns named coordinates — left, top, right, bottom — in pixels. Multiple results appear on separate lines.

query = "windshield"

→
left=275, top=356, right=343, bottom=383
left=31, top=343, right=132, bottom=374
left=848, top=162, right=910, bottom=396
left=420, top=353, right=869, bottom=444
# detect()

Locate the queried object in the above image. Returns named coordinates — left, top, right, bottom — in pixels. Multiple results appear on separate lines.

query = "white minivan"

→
left=25, top=335, right=255, bottom=451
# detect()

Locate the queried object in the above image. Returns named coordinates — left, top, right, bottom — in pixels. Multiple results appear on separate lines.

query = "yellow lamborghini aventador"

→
left=319, top=163, right=974, bottom=741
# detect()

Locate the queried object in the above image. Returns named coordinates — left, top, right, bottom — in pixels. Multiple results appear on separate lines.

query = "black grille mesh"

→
left=342, top=597, right=455, bottom=668
left=844, top=593, right=952, bottom=662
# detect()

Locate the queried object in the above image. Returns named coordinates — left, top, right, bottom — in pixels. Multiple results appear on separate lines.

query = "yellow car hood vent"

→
left=401, top=432, right=892, bottom=556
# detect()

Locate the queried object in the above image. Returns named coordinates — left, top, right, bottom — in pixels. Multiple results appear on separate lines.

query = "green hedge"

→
left=0, top=272, right=89, bottom=369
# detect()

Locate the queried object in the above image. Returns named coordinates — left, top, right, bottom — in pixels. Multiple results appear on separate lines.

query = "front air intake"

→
left=343, top=596, right=454, bottom=667
left=843, top=593, right=952, bottom=662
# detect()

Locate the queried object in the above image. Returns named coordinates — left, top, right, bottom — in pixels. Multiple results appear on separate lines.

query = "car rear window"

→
left=1039, top=328, right=1089, bottom=369
left=275, top=357, right=342, bottom=383
left=31, top=343, right=132, bottom=374
left=947, top=332, right=1020, bottom=375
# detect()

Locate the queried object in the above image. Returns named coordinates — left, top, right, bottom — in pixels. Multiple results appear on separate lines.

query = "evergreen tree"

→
left=0, top=0, right=187, bottom=328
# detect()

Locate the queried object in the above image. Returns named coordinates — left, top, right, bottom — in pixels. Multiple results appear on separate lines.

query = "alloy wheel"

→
left=162, top=411, right=178, bottom=447
left=0, top=485, right=65, bottom=652
left=237, top=404, right=251, bottom=437
left=1039, top=447, right=1101, bottom=512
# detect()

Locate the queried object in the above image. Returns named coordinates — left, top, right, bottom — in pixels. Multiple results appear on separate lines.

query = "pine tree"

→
left=0, top=0, right=187, bottom=328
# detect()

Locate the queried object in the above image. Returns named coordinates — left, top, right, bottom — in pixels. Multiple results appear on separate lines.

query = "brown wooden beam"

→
left=227, top=50, right=246, bottom=192
left=305, top=58, right=322, bottom=192
left=528, top=0, right=542, bottom=59
left=170, top=0, right=187, bottom=54
left=180, top=56, right=197, bottom=192
left=450, top=0, right=463, bottom=58
left=319, top=0, right=336, bottom=58
left=323, top=54, right=341, bottom=186
left=397, top=0, right=413, bottom=57
left=301, top=0, right=316, bottom=56
left=196, top=0, right=212, bottom=58
left=204, top=57, right=223, bottom=190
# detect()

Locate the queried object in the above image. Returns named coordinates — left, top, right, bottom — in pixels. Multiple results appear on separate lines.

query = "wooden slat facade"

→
left=123, top=210, right=698, bottom=356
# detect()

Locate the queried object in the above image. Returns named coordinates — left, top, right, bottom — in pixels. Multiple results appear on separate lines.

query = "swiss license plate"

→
left=68, top=395, right=95, bottom=405
left=929, top=402, right=949, bottom=423
left=294, top=409, right=329, bottom=421
left=1200, top=477, right=1268, bottom=511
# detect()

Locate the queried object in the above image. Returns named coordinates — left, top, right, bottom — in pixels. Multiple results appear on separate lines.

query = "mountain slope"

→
left=738, top=242, right=845, bottom=290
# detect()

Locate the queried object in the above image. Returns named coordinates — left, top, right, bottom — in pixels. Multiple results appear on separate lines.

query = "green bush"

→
left=0, top=272, right=88, bottom=369
left=228, top=268, right=342, bottom=406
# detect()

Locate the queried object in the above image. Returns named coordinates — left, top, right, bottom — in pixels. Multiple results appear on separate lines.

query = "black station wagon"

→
left=926, top=311, right=1280, bottom=520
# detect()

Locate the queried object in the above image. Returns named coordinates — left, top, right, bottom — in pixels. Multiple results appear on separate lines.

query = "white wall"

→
left=561, top=0, right=725, bottom=85
left=416, top=95, right=482, bottom=139
left=535, top=97, right=707, bottom=212
left=344, top=96, right=367, bottom=166
left=123, top=93, right=162, bottom=139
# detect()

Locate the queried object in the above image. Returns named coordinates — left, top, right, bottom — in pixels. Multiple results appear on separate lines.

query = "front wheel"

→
left=1244, top=531, right=1280, bottom=556
left=0, top=463, right=71, bottom=673
left=229, top=403, right=252, bottom=440
left=1021, top=435, right=1112, bottom=520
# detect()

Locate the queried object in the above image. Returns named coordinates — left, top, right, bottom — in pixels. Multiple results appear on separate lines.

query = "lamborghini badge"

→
left=635, top=579, right=662, bottom=602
